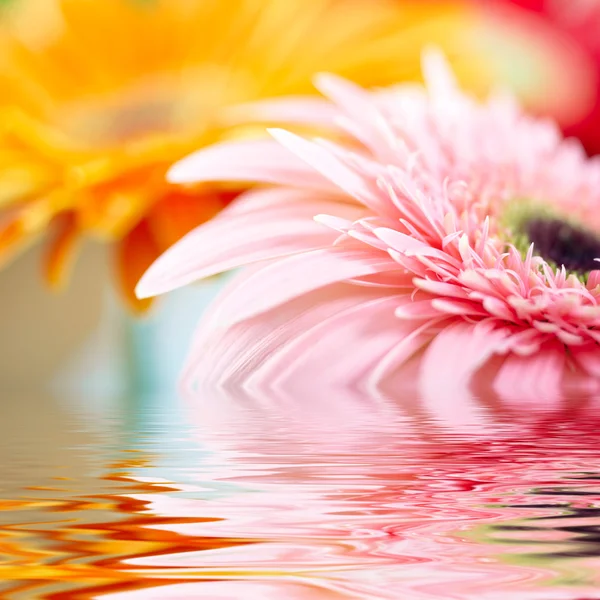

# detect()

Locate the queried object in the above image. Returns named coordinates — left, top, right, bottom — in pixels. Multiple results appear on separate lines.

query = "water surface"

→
left=2, top=387, right=600, bottom=599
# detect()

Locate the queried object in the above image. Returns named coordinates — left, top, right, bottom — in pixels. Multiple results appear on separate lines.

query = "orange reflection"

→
left=0, top=452, right=258, bottom=599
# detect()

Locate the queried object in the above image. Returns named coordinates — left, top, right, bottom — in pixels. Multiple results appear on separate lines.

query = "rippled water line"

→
left=166, top=390, right=600, bottom=597
left=3, top=391, right=600, bottom=598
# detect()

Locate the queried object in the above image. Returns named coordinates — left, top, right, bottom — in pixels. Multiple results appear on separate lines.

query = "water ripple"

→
left=2, top=389, right=600, bottom=598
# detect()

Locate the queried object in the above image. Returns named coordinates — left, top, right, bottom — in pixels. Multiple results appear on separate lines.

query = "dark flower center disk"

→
left=524, top=217, right=600, bottom=273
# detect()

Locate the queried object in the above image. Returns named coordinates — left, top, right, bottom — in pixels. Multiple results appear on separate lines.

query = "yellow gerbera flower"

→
left=0, top=0, right=594, bottom=311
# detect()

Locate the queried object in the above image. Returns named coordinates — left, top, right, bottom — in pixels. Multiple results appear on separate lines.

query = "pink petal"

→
left=413, top=278, right=469, bottom=299
left=571, top=345, right=600, bottom=378
left=367, top=318, right=444, bottom=389
left=376, top=228, right=461, bottom=267
left=419, top=321, right=510, bottom=429
left=422, top=47, right=459, bottom=99
left=481, top=296, right=516, bottom=321
left=168, top=138, right=336, bottom=190
left=211, top=245, right=402, bottom=326
left=430, top=298, right=488, bottom=316
left=182, top=283, right=390, bottom=390
left=136, top=188, right=358, bottom=298
left=255, top=294, right=406, bottom=391
left=420, top=320, right=510, bottom=393
left=493, top=342, right=566, bottom=409
left=102, top=580, right=339, bottom=600
left=504, top=328, right=547, bottom=355
left=312, top=214, right=355, bottom=233
left=314, top=73, right=375, bottom=119
left=587, top=270, right=600, bottom=289
left=374, top=228, right=431, bottom=253
left=394, top=299, right=443, bottom=320
left=179, top=266, right=267, bottom=390
left=347, top=229, right=389, bottom=251
left=533, top=320, right=559, bottom=334
left=313, top=73, right=397, bottom=161
left=267, top=128, right=381, bottom=208
left=350, top=271, right=414, bottom=289
left=555, top=330, right=586, bottom=345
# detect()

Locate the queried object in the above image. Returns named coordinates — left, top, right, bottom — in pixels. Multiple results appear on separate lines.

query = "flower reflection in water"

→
left=4, top=386, right=600, bottom=598
left=102, top=383, right=600, bottom=600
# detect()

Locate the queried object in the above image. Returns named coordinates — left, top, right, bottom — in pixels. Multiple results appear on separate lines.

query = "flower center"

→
left=524, top=217, right=600, bottom=273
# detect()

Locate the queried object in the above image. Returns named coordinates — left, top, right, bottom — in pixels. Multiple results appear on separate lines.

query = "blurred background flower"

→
left=0, top=0, right=513, bottom=313
left=498, top=0, right=600, bottom=154
left=0, top=0, right=598, bottom=392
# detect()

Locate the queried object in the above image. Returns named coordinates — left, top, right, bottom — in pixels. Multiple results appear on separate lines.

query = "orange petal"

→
left=0, top=190, right=73, bottom=268
left=44, top=212, right=80, bottom=290
left=0, top=219, right=23, bottom=259
left=78, top=178, right=154, bottom=240
left=116, top=219, right=161, bottom=314
left=77, top=166, right=169, bottom=240
left=147, top=187, right=240, bottom=251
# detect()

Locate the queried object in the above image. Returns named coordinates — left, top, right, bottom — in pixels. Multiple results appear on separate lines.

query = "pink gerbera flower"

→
left=137, top=51, right=600, bottom=397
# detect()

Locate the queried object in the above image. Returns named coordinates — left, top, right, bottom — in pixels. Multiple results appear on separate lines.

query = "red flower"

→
left=494, top=0, right=600, bottom=154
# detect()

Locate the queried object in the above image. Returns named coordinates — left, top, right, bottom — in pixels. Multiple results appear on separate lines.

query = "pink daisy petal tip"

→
left=167, top=152, right=199, bottom=184
left=135, top=269, right=157, bottom=300
left=147, top=50, right=600, bottom=398
left=421, top=45, right=458, bottom=93
left=312, top=71, right=360, bottom=99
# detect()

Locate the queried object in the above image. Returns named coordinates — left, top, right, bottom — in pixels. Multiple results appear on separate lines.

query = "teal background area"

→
left=129, top=276, right=230, bottom=393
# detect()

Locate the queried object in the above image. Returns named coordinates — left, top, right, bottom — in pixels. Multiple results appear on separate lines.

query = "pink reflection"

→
left=101, top=580, right=349, bottom=600
left=101, top=381, right=600, bottom=599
